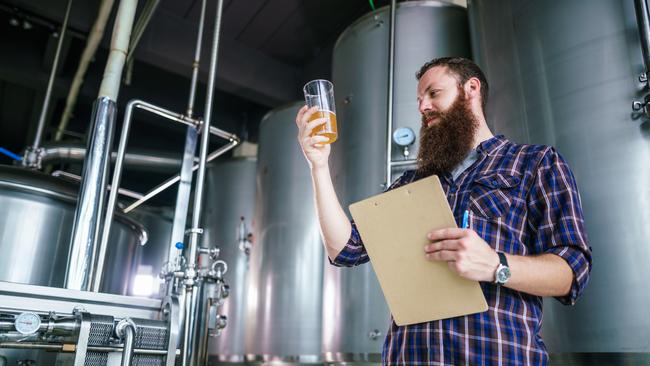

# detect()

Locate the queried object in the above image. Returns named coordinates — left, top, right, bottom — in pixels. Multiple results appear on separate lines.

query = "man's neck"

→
left=472, top=122, right=494, bottom=149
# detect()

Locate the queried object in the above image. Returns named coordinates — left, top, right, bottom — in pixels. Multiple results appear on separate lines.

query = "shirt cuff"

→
left=328, top=221, right=369, bottom=267
left=544, top=245, right=592, bottom=305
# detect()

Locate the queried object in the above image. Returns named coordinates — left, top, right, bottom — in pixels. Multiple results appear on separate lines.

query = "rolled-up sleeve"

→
left=527, top=148, right=592, bottom=305
left=329, top=220, right=370, bottom=267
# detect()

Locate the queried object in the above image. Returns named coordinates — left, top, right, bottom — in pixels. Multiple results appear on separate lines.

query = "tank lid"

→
left=0, top=165, right=148, bottom=244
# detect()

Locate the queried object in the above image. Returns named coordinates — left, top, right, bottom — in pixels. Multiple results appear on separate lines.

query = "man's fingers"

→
left=426, top=249, right=457, bottom=262
left=427, top=227, right=467, bottom=241
left=300, top=117, right=328, bottom=138
left=303, top=135, right=329, bottom=147
left=295, top=105, right=309, bottom=126
left=424, top=239, right=460, bottom=253
left=299, top=106, right=320, bottom=126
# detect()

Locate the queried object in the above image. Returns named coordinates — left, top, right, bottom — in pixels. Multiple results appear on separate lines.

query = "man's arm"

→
left=296, top=105, right=351, bottom=261
left=424, top=228, right=573, bottom=297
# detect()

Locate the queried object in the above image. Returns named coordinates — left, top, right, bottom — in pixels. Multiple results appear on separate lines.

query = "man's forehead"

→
left=418, top=66, right=457, bottom=91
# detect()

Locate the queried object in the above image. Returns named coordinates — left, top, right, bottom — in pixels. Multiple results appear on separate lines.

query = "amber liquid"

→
left=308, top=110, right=338, bottom=144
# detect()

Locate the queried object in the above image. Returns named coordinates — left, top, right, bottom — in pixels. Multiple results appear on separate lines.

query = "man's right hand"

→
left=296, top=105, right=331, bottom=170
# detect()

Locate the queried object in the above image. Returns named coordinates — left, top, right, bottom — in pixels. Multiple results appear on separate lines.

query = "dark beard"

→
left=416, top=92, right=479, bottom=177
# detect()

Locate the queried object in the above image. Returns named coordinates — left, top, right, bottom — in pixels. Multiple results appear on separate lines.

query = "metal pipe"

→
left=635, top=0, right=650, bottom=75
left=52, top=170, right=144, bottom=200
left=391, top=159, right=417, bottom=168
left=0, top=342, right=170, bottom=354
left=123, top=137, right=238, bottom=214
left=115, top=318, right=137, bottom=366
left=55, top=0, right=116, bottom=141
left=65, top=0, right=138, bottom=292
left=0, top=321, right=12, bottom=331
left=187, top=0, right=207, bottom=118
left=126, top=0, right=161, bottom=64
left=183, top=2, right=225, bottom=364
left=168, top=0, right=207, bottom=274
left=65, top=97, right=117, bottom=291
left=40, top=144, right=191, bottom=172
left=32, top=0, right=73, bottom=150
left=385, top=0, right=397, bottom=187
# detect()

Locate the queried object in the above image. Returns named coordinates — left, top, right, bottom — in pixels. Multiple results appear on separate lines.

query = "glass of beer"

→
left=303, top=79, right=338, bottom=144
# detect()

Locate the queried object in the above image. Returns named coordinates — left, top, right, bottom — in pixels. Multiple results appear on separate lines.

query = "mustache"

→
left=421, top=111, right=441, bottom=127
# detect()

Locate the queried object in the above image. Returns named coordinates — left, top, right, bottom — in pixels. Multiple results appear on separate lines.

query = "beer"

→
left=308, top=110, right=338, bottom=144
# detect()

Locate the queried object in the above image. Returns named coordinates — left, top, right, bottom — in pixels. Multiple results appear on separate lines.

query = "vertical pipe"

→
left=183, top=2, right=225, bottom=364
left=634, top=0, right=650, bottom=75
left=168, top=0, right=207, bottom=271
left=385, top=0, right=397, bottom=187
left=91, top=100, right=138, bottom=292
left=32, top=0, right=73, bottom=150
left=65, top=0, right=138, bottom=291
left=121, top=325, right=135, bottom=366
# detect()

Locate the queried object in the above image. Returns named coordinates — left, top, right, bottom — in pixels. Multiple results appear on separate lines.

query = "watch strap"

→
left=497, top=252, right=508, bottom=267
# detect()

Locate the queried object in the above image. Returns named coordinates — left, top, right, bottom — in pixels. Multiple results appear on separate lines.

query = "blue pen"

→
left=461, top=209, right=469, bottom=229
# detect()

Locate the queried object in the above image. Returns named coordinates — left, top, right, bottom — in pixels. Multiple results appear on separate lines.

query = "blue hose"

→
left=0, top=147, right=22, bottom=161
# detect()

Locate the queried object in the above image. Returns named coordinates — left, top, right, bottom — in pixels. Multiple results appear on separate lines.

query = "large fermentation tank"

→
left=202, top=158, right=257, bottom=365
left=246, top=103, right=324, bottom=364
left=328, top=1, right=470, bottom=362
left=0, top=165, right=146, bottom=295
left=468, top=0, right=650, bottom=362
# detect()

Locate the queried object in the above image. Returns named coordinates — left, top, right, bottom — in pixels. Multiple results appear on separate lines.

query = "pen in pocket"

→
left=461, top=209, right=469, bottom=229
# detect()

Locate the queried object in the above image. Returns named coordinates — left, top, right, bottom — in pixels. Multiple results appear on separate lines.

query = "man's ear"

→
left=464, top=77, right=481, bottom=99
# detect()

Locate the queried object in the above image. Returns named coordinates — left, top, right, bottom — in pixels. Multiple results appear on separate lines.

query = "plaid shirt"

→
left=332, top=135, right=592, bottom=365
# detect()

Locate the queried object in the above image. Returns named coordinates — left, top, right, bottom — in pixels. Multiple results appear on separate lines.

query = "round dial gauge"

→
left=392, top=127, right=416, bottom=147
left=15, top=312, right=41, bottom=335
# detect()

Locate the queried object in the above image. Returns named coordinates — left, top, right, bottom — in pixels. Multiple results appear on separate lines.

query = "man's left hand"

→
left=425, top=228, right=500, bottom=282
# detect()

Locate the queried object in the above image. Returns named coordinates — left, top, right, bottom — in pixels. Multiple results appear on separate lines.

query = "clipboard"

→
left=349, top=175, right=488, bottom=325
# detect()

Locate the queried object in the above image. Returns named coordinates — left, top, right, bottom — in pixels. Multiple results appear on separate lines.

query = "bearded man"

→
left=295, top=57, right=592, bottom=365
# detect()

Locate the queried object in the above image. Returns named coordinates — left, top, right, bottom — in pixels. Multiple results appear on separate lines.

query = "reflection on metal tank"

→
left=468, top=0, right=650, bottom=361
left=0, top=165, right=146, bottom=295
left=328, top=1, right=470, bottom=361
left=246, top=103, right=324, bottom=364
left=203, top=158, right=257, bottom=365
left=128, top=206, right=173, bottom=297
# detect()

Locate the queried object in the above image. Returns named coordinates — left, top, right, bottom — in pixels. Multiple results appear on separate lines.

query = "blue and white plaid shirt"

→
left=332, top=135, right=592, bottom=365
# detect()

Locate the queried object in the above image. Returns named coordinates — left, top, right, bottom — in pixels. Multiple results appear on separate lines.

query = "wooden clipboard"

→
left=349, top=175, right=488, bottom=325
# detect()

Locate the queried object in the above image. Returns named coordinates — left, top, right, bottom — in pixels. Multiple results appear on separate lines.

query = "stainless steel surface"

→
left=246, top=102, right=324, bottom=359
left=73, top=312, right=91, bottom=366
left=31, top=0, right=73, bottom=151
left=328, top=1, right=469, bottom=359
left=202, top=158, right=257, bottom=360
left=186, top=0, right=206, bottom=119
left=0, top=165, right=146, bottom=295
left=40, top=144, right=190, bottom=173
left=384, top=0, right=397, bottom=187
left=0, top=281, right=162, bottom=320
left=635, top=0, right=650, bottom=73
left=468, top=0, right=650, bottom=356
left=182, top=1, right=226, bottom=365
left=66, top=97, right=117, bottom=292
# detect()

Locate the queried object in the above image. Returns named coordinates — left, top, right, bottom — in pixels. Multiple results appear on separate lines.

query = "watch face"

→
left=497, top=267, right=511, bottom=283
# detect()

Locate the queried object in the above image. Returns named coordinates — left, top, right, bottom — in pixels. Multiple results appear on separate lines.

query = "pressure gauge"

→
left=392, top=127, right=416, bottom=147
left=14, top=312, right=41, bottom=335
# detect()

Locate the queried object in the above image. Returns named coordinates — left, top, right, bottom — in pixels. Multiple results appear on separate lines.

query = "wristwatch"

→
left=494, top=252, right=511, bottom=285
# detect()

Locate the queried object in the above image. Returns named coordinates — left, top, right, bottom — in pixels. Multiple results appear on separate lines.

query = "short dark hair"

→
left=416, top=57, right=489, bottom=112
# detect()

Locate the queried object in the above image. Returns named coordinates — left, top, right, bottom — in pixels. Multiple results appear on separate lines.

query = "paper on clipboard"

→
left=349, top=175, right=488, bottom=325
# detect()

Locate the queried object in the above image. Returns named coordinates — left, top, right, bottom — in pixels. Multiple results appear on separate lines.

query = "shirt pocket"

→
left=469, top=173, right=522, bottom=219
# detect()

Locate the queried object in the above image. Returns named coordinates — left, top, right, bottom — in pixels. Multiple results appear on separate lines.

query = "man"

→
left=295, top=57, right=592, bottom=365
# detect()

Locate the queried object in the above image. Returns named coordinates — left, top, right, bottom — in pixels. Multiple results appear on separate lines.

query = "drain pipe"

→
left=64, top=0, right=138, bottom=292
left=22, top=0, right=73, bottom=168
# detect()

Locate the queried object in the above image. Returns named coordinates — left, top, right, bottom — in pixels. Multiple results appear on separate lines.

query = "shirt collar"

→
left=476, top=134, right=507, bottom=156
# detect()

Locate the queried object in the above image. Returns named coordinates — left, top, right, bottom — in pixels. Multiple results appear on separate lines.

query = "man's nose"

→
left=419, top=99, right=432, bottom=114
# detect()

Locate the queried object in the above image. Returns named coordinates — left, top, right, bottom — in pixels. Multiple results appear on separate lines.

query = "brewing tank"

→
left=246, top=102, right=324, bottom=364
left=203, top=158, right=257, bottom=365
left=0, top=165, right=146, bottom=295
left=468, top=0, right=650, bottom=362
left=328, top=1, right=470, bottom=362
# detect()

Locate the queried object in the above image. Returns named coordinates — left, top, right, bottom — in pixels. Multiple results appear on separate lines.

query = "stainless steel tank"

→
left=0, top=165, right=146, bottom=295
left=328, top=1, right=470, bottom=362
left=128, top=206, right=173, bottom=298
left=468, top=0, right=649, bottom=363
left=246, top=102, right=324, bottom=364
left=202, top=158, right=257, bottom=365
